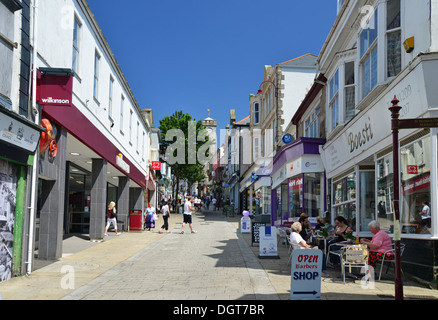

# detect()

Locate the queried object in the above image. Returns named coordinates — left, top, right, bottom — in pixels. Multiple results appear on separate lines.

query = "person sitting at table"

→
left=315, top=216, right=325, bottom=230
left=360, top=220, right=393, bottom=268
left=290, top=222, right=330, bottom=278
left=298, top=215, right=314, bottom=242
left=327, top=216, right=354, bottom=265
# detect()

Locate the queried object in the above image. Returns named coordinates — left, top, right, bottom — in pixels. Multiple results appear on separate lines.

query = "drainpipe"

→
left=26, top=0, right=39, bottom=276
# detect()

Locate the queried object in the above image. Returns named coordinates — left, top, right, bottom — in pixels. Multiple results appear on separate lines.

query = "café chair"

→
left=326, top=242, right=343, bottom=267
left=277, top=228, right=288, bottom=247
left=341, top=245, right=369, bottom=284
left=378, top=243, right=406, bottom=281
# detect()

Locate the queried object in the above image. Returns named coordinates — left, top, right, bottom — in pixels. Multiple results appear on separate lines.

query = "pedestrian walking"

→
left=159, top=201, right=171, bottom=234
left=144, top=203, right=155, bottom=231
left=212, top=197, right=217, bottom=211
left=104, top=201, right=121, bottom=236
left=181, top=196, right=196, bottom=234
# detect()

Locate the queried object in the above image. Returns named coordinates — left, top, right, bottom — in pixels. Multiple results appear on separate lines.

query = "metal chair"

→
left=326, top=242, right=343, bottom=267
left=341, top=245, right=369, bottom=284
left=378, top=243, right=406, bottom=280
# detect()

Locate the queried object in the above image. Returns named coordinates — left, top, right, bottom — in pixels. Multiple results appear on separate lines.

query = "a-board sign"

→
left=290, top=249, right=323, bottom=300
left=251, top=222, right=266, bottom=246
left=259, top=226, right=279, bottom=259
left=241, top=216, right=251, bottom=234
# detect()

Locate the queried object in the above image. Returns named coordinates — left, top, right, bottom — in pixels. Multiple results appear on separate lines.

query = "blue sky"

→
left=87, top=0, right=338, bottom=143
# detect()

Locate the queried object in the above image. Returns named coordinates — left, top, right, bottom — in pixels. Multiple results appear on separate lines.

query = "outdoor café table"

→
left=313, top=236, right=335, bottom=254
left=332, top=243, right=369, bottom=280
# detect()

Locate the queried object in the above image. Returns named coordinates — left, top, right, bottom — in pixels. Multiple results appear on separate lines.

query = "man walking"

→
left=181, top=197, right=196, bottom=234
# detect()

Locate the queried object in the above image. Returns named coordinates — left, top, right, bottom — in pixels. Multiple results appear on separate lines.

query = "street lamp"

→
left=257, top=80, right=278, bottom=97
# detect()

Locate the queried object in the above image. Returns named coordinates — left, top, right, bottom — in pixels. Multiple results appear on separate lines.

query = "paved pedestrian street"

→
left=1, top=209, right=438, bottom=305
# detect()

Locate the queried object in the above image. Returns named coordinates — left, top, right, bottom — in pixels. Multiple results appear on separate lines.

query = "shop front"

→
left=271, top=138, right=326, bottom=227
left=0, top=106, right=43, bottom=281
left=321, top=53, right=438, bottom=285
left=35, top=69, right=147, bottom=260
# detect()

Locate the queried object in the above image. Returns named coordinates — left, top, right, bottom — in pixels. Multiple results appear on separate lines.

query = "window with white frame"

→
left=93, top=51, right=100, bottom=100
left=136, top=121, right=140, bottom=152
left=344, top=61, right=356, bottom=122
left=129, top=109, right=133, bottom=144
left=386, top=0, right=401, bottom=78
left=360, top=8, right=378, bottom=97
left=305, top=107, right=320, bottom=138
left=329, top=70, right=339, bottom=130
left=254, top=103, right=259, bottom=125
left=72, top=16, right=81, bottom=74
left=108, top=76, right=114, bottom=119
left=142, top=131, right=145, bottom=160
left=120, top=95, right=125, bottom=133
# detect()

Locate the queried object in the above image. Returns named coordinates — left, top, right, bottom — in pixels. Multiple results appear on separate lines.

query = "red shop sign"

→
left=407, top=165, right=418, bottom=174
left=402, top=174, right=430, bottom=195
left=152, top=161, right=161, bottom=171
left=36, top=69, right=73, bottom=107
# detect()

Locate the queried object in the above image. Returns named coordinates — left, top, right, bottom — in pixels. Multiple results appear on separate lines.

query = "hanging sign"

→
left=0, top=108, right=41, bottom=153
left=152, top=161, right=161, bottom=171
left=406, top=165, right=418, bottom=174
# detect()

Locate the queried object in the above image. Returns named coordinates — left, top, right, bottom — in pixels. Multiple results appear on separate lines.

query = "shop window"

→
left=333, top=172, right=356, bottom=227
left=304, top=173, right=322, bottom=218
left=289, top=176, right=303, bottom=218
left=400, top=136, right=431, bottom=234
left=358, top=171, right=376, bottom=232
left=377, top=154, right=394, bottom=233
left=276, top=188, right=281, bottom=223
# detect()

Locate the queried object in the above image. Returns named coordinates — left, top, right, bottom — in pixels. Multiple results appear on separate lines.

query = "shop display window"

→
left=400, top=136, right=431, bottom=234
left=358, top=171, right=375, bottom=232
left=289, top=176, right=303, bottom=218
left=377, top=154, right=394, bottom=233
left=333, top=172, right=356, bottom=227
left=304, top=173, right=322, bottom=217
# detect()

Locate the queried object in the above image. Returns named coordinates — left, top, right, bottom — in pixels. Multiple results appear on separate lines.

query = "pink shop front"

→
left=270, top=138, right=327, bottom=227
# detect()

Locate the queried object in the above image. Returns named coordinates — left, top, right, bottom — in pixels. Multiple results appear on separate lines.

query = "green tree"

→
left=159, top=110, right=213, bottom=199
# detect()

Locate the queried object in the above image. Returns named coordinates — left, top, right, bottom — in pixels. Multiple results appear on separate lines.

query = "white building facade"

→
left=32, top=0, right=152, bottom=263
left=319, top=0, right=438, bottom=285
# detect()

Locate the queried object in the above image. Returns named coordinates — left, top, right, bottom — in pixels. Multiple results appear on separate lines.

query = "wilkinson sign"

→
left=40, top=97, right=71, bottom=105
left=37, top=71, right=73, bottom=107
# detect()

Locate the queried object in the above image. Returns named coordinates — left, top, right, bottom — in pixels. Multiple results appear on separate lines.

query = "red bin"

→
left=129, top=209, right=143, bottom=231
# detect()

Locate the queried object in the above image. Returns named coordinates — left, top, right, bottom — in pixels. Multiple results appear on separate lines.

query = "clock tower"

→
left=202, top=109, right=217, bottom=156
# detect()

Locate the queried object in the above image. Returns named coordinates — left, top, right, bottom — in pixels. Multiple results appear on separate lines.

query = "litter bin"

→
left=130, top=209, right=143, bottom=231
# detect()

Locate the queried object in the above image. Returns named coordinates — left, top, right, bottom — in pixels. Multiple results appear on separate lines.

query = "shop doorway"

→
left=65, top=162, right=91, bottom=234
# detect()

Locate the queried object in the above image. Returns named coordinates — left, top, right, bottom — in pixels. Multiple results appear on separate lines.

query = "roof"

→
left=278, top=53, right=318, bottom=69
left=235, top=115, right=250, bottom=125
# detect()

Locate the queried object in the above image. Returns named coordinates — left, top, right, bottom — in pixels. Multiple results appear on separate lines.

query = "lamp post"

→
left=388, top=96, right=404, bottom=301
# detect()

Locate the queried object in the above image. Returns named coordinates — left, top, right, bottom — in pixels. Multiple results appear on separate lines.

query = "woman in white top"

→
left=159, top=201, right=171, bottom=234
left=290, top=222, right=329, bottom=277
